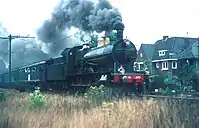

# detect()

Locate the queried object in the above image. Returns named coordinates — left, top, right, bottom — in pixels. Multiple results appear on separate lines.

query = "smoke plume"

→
left=0, top=23, right=9, bottom=72
left=8, top=39, right=50, bottom=69
left=37, top=0, right=124, bottom=57
left=0, top=23, right=50, bottom=70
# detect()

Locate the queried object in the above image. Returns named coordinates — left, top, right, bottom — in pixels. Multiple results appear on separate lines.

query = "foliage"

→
left=0, top=91, right=8, bottom=102
left=159, top=87, right=176, bottom=95
left=149, top=73, right=179, bottom=95
left=89, top=34, right=98, bottom=48
left=181, top=85, right=194, bottom=93
left=179, top=63, right=197, bottom=92
left=2, top=92, right=199, bottom=127
left=106, top=31, right=117, bottom=41
left=179, top=64, right=196, bottom=82
left=29, top=90, right=46, bottom=109
left=84, top=85, right=111, bottom=106
left=149, top=75, right=165, bottom=91
left=164, top=72, right=176, bottom=86
left=75, top=31, right=98, bottom=48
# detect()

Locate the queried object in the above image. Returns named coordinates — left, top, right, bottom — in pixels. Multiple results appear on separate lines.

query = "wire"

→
left=51, top=0, right=73, bottom=17
left=42, top=0, right=96, bottom=44
left=43, top=0, right=85, bottom=43
left=58, top=30, right=83, bottom=41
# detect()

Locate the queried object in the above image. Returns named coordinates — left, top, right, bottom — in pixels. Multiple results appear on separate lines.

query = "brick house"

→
left=151, top=36, right=199, bottom=77
left=134, top=44, right=155, bottom=73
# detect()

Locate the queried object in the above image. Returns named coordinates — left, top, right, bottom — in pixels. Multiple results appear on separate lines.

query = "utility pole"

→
left=0, top=35, right=35, bottom=83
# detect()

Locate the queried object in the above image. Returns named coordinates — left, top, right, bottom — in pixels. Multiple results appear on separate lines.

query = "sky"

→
left=0, top=0, right=199, bottom=49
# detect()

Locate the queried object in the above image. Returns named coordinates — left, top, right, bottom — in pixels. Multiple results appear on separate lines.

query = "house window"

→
left=172, top=61, right=177, bottom=69
left=161, top=62, right=168, bottom=70
left=158, top=50, right=167, bottom=56
left=140, top=53, right=143, bottom=57
left=137, top=62, right=144, bottom=71
left=138, top=64, right=141, bottom=71
left=133, top=65, right=136, bottom=71
left=156, top=63, right=159, bottom=68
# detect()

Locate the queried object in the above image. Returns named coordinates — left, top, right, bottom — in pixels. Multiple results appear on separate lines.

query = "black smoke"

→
left=36, top=0, right=124, bottom=57
left=9, top=39, right=50, bottom=69
left=0, top=23, right=50, bottom=70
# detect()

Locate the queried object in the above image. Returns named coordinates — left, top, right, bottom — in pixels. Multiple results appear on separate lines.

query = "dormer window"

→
left=158, top=50, right=167, bottom=56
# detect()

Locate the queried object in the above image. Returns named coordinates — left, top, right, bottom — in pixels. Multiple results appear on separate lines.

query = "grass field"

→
left=0, top=89, right=199, bottom=128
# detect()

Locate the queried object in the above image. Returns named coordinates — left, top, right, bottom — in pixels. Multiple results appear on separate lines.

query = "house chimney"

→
left=163, top=36, right=169, bottom=41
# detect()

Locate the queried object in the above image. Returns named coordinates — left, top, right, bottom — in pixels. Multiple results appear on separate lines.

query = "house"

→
left=151, top=36, right=199, bottom=77
left=134, top=43, right=155, bottom=73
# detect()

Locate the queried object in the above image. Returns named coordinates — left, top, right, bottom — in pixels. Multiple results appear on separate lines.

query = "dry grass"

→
left=0, top=90, right=199, bottom=128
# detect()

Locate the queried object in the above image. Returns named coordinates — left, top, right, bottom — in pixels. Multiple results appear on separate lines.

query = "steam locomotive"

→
left=0, top=28, right=150, bottom=93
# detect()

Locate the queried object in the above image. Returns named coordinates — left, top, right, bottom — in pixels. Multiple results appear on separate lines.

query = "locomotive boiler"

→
left=83, top=29, right=137, bottom=74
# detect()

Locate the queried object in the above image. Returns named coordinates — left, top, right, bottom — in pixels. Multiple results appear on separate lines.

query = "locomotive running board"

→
left=66, top=70, right=112, bottom=77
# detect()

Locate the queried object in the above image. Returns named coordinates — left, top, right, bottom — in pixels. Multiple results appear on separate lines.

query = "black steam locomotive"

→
left=0, top=28, right=150, bottom=93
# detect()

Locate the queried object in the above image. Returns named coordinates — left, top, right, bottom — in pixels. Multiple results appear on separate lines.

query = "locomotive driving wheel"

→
left=86, top=67, right=101, bottom=85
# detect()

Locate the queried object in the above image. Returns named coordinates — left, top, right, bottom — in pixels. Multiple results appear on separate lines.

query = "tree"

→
left=89, top=34, right=98, bottom=48
left=177, top=63, right=196, bottom=93
left=106, top=31, right=117, bottom=41
left=75, top=31, right=98, bottom=48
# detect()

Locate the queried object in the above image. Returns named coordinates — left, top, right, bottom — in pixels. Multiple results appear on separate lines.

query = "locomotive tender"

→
left=0, top=27, right=149, bottom=93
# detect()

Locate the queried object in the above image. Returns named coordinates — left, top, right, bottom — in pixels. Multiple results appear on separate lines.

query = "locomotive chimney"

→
left=113, top=22, right=125, bottom=41
left=116, top=28, right=124, bottom=41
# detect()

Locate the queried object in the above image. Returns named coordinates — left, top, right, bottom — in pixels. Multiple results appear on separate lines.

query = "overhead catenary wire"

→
left=0, top=35, right=35, bottom=83
left=44, top=0, right=86, bottom=44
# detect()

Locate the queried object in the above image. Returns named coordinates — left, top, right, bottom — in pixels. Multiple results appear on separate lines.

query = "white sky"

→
left=0, top=0, right=199, bottom=48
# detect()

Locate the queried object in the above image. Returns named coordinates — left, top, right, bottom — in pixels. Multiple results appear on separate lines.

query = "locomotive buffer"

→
left=0, top=35, right=35, bottom=83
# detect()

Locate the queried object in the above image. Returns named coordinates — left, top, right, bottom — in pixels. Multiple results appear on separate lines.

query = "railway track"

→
left=127, top=93, right=199, bottom=101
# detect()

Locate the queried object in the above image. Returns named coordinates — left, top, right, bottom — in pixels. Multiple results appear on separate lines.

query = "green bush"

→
left=0, top=91, right=8, bottom=102
left=84, top=85, right=111, bottom=106
left=149, top=75, right=165, bottom=91
left=29, top=90, right=46, bottom=109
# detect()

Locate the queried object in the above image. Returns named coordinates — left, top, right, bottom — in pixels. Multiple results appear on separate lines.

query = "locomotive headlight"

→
left=155, top=89, right=159, bottom=92
left=127, top=76, right=132, bottom=79
left=135, top=76, right=141, bottom=79
left=122, top=76, right=128, bottom=82
left=122, top=76, right=128, bottom=79
left=172, top=90, right=176, bottom=93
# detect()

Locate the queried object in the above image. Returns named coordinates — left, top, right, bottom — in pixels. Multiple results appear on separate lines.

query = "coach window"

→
left=32, top=67, right=36, bottom=72
left=27, top=68, right=30, bottom=73
left=40, top=65, right=43, bottom=71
